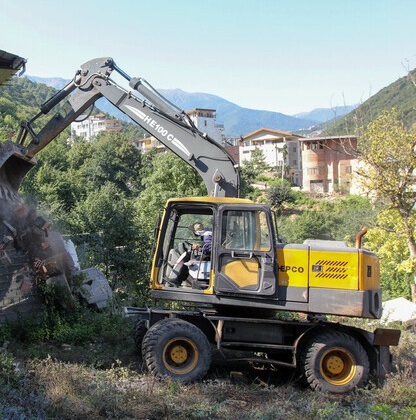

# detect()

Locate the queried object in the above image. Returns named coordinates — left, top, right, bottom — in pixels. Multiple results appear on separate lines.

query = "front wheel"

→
left=142, top=318, right=211, bottom=382
left=300, top=330, right=369, bottom=394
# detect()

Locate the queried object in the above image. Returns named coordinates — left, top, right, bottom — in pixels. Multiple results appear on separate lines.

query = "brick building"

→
left=300, top=136, right=359, bottom=193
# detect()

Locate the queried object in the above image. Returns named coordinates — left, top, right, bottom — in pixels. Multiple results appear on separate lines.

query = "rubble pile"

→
left=0, top=198, right=75, bottom=322
left=0, top=145, right=113, bottom=323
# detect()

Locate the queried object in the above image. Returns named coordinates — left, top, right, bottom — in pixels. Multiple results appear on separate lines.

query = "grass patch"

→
left=0, top=311, right=415, bottom=419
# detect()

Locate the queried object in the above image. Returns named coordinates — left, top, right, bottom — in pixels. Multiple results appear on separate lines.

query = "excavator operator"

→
left=190, top=222, right=212, bottom=260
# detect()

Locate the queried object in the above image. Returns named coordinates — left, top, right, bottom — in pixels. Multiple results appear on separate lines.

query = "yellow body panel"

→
left=309, top=249, right=358, bottom=290
left=358, top=252, right=380, bottom=290
left=277, top=245, right=379, bottom=292
left=277, top=248, right=309, bottom=288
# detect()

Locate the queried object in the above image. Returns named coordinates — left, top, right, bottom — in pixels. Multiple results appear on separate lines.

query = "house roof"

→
left=242, top=127, right=304, bottom=141
left=299, top=135, right=357, bottom=142
left=186, top=108, right=216, bottom=114
left=0, top=49, right=26, bottom=85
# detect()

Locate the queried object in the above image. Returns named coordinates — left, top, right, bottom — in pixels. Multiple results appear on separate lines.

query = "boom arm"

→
left=16, top=57, right=240, bottom=197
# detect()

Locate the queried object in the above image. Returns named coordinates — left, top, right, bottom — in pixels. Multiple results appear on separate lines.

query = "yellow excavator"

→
left=0, top=56, right=400, bottom=394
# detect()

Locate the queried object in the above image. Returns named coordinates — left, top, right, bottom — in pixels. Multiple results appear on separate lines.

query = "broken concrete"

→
left=77, top=267, right=113, bottom=310
left=381, top=297, right=416, bottom=325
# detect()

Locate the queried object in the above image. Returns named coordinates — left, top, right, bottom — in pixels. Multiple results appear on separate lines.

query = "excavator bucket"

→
left=0, top=49, right=26, bottom=85
left=0, top=140, right=35, bottom=202
left=0, top=50, right=29, bottom=202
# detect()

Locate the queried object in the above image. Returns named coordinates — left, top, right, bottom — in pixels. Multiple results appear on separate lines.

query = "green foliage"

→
left=2, top=306, right=131, bottom=346
left=85, top=132, right=143, bottom=197
left=241, top=147, right=270, bottom=185
left=119, top=119, right=146, bottom=139
left=266, top=179, right=296, bottom=213
left=0, top=351, right=15, bottom=385
left=278, top=195, right=377, bottom=245
left=358, top=109, right=416, bottom=214
left=279, top=210, right=335, bottom=243
left=0, top=77, right=71, bottom=141
left=366, top=209, right=415, bottom=299
left=355, top=110, right=416, bottom=297
left=136, top=150, right=206, bottom=230
left=20, top=131, right=151, bottom=299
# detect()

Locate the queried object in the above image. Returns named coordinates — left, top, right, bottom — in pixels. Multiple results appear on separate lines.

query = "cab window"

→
left=221, top=210, right=271, bottom=251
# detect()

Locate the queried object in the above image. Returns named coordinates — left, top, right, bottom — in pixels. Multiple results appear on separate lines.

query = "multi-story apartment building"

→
left=130, top=136, right=167, bottom=153
left=71, top=113, right=122, bottom=141
left=187, top=108, right=224, bottom=143
left=300, top=135, right=359, bottom=193
left=240, top=128, right=303, bottom=186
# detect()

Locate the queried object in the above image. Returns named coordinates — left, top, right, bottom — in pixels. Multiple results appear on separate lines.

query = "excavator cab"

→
left=151, top=197, right=278, bottom=299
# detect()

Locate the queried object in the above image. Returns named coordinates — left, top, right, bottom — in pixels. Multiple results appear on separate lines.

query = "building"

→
left=240, top=128, right=303, bottom=186
left=130, top=135, right=167, bottom=154
left=300, top=135, right=359, bottom=193
left=187, top=108, right=224, bottom=143
left=71, top=113, right=122, bottom=141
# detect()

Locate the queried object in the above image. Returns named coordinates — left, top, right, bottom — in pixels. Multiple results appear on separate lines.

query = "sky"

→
left=1, top=0, right=416, bottom=115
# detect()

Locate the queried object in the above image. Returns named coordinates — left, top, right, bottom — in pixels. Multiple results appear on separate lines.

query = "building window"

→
left=307, top=167, right=325, bottom=175
left=307, top=141, right=324, bottom=151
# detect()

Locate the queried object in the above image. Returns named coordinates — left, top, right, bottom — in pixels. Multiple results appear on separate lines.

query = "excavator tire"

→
left=132, top=316, right=148, bottom=352
left=300, top=330, right=369, bottom=394
left=142, top=318, right=211, bottom=382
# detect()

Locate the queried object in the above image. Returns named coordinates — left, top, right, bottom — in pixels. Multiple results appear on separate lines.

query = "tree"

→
left=135, top=151, right=206, bottom=230
left=86, top=132, right=142, bottom=197
left=241, top=148, right=270, bottom=184
left=357, top=109, right=416, bottom=301
left=266, top=179, right=295, bottom=215
left=277, top=195, right=378, bottom=246
left=278, top=210, right=336, bottom=244
left=365, top=209, right=415, bottom=300
left=69, top=182, right=151, bottom=301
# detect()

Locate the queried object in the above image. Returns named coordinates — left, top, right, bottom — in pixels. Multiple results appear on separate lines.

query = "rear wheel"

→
left=300, top=331, right=369, bottom=394
left=142, top=318, right=211, bottom=382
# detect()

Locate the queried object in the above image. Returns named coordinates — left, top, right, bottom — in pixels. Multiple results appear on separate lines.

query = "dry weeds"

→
left=1, top=326, right=415, bottom=419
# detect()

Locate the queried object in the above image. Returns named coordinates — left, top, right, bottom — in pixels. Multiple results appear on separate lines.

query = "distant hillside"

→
left=0, top=77, right=144, bottom=140
left=26, top=76, right=322, bottom=136
left=293, top=105, right=357, bottom=124
left=27, top=76, right=367, bottom=137
left=324, top=70, right=416, bottom=135
left=158, top=89, right=321, bottom=136
left=27, top=76, right=68, bottom=90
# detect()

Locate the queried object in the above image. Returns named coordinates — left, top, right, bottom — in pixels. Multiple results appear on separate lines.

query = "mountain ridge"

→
left=26, top=75, right=354, bottom=137
left=323, top=69, right=416, bottom=135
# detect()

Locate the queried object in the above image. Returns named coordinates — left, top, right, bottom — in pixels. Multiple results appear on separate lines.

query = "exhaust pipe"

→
left=355, top=228, right=368, bottom=249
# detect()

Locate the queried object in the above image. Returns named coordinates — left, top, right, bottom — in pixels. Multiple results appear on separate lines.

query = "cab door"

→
left=214, top=205, right=277, bottom=296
